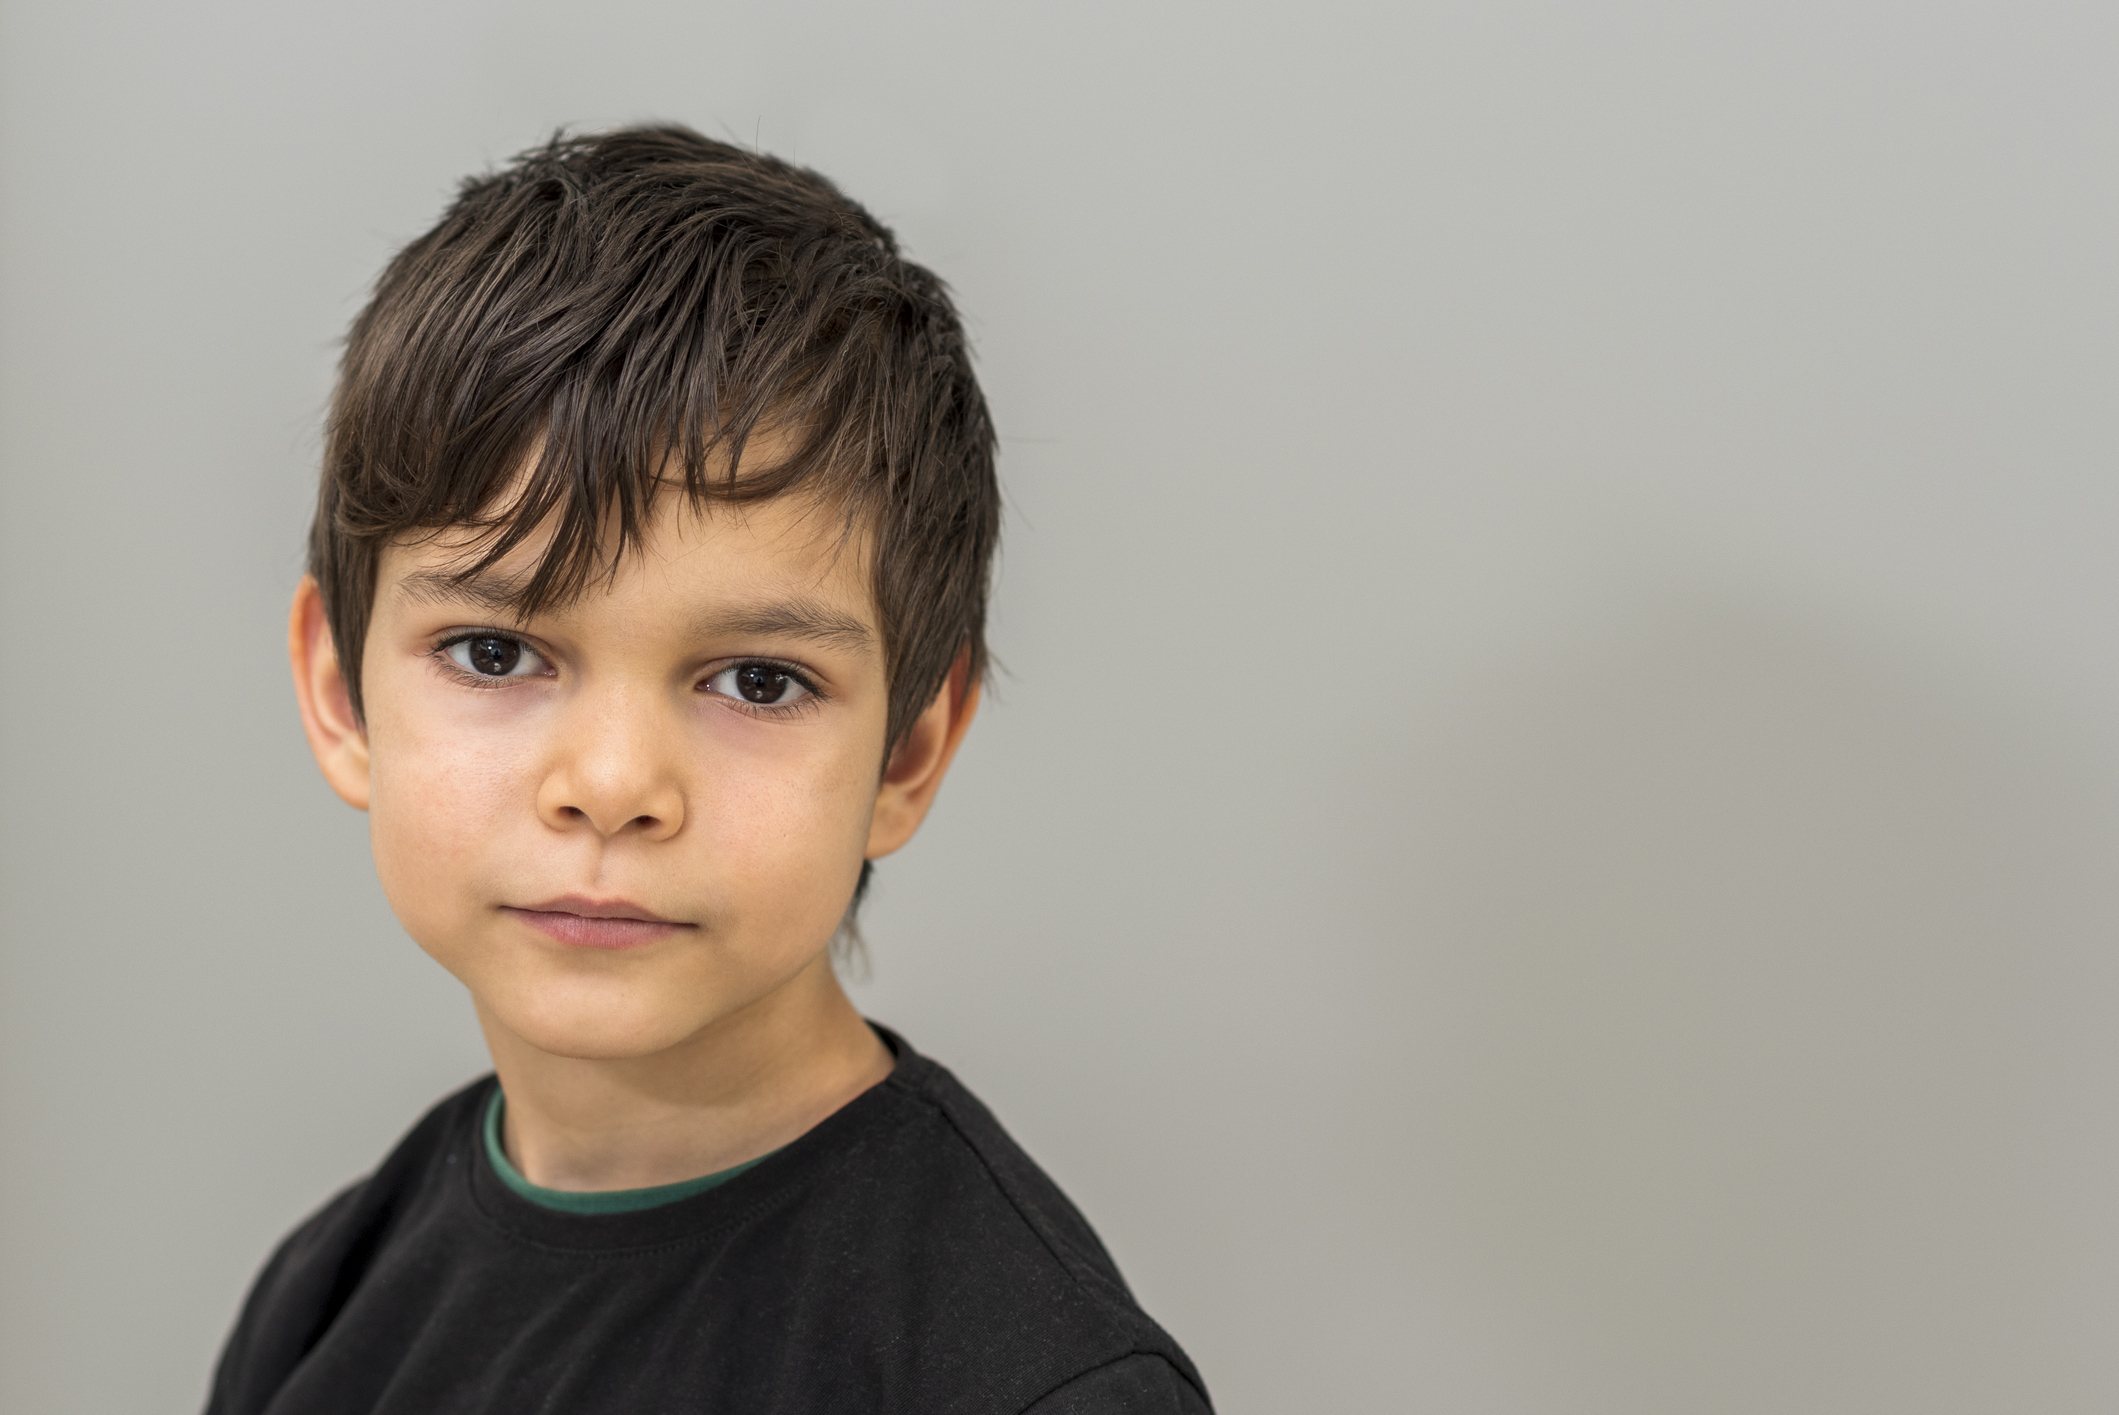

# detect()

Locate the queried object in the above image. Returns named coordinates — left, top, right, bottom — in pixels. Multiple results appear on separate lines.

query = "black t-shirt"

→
left=204, top=1030, right=1212, bottom=1414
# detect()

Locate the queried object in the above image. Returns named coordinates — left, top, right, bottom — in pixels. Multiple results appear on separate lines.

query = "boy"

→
left=205, top=126, right=1210, bottom=1415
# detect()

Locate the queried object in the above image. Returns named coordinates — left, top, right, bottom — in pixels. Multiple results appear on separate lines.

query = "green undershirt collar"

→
left=482, top=1087, right=770, bottom=1215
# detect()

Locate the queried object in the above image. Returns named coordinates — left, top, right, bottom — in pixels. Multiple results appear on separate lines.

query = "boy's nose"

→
left=536, top=694, right=686, bottom=841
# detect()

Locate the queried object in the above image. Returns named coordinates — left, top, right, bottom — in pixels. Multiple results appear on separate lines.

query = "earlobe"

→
left=288, top=576, right=373, bottom=811
left=865, top=650, right=981, bottom=861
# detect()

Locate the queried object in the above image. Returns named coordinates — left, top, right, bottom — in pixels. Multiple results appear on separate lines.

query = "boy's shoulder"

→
left=206, top=1031, right=1212, bottom=1415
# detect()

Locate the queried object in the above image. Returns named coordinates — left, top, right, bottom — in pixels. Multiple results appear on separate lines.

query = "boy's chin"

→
left=477, top=984, right=738, bottom=1062
left=436, top=930, right=842, bottom=1064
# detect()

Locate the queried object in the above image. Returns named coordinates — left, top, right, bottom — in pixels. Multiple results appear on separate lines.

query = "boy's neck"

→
left=476, top=954, right=892, bottom=1193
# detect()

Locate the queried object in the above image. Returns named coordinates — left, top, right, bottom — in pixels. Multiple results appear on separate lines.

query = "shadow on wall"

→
left=1325, top=588, right=2119, bottom=1413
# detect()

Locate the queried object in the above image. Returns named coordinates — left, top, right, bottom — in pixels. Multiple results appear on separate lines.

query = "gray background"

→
left=5, top=1, right=2119, bottom=1410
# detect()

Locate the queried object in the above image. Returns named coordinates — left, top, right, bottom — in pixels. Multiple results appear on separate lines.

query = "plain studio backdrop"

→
left=6, top=1, right=2119, bottom=1410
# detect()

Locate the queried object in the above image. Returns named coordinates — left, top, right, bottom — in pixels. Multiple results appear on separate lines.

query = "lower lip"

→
left=505, top=908, right=688, bottom=950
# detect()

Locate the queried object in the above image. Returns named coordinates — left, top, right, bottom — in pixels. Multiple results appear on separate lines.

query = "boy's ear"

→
left=866, top=648, right=981, bottom=862
left=289, top=576, right=372, bottom=811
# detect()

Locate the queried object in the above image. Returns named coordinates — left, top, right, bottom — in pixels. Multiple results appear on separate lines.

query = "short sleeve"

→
left=1020, top=1353, right=1214, bottom=1415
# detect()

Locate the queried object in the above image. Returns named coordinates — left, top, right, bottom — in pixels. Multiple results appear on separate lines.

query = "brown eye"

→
left=469, top=638, right=518, bottom=675
left=705, top=663, right=814, bottom=708
left=737, top=665, right=789, bottom=702
left=442, top=635, right=544, bottom=679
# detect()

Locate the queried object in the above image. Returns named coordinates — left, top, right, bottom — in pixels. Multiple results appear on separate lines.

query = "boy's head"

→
left=290, top=126, right=997, bottom=1059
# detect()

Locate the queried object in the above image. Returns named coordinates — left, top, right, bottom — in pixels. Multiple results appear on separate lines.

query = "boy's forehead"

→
left=378, top=491, right=879, bottom=640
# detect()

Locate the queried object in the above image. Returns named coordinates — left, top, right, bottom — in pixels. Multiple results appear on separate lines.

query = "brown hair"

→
left=311, top=124, right=999, bottom=764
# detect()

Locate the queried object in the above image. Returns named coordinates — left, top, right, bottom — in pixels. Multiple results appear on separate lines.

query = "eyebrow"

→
left=394, top=567, right=536, bottom=617
left=690, top=599, right=875, bottom=652
left=395, top=568, right=874, bottom=653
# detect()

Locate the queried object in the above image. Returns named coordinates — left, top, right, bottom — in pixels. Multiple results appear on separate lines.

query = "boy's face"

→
left=294, top=486, right=963, bottom=1062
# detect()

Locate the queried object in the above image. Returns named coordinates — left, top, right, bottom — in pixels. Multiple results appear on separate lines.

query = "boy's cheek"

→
left=367, top=787, right=497, bottom=979
left=362, top=722, right=533, bottom=963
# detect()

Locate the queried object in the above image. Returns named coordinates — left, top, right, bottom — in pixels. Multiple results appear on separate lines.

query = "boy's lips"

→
left=503, top=896, right=692, bottom=950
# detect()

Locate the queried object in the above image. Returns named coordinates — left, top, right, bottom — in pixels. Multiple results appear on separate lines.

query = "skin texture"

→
left=290, top=487, right=978, bottom=1190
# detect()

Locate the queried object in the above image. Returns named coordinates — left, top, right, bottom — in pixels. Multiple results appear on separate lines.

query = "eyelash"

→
left=426, top=631, right=827, bottom=718
left=700, top=657, right=828, bottom=720
left=428, top=631, right=552, bottom=690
